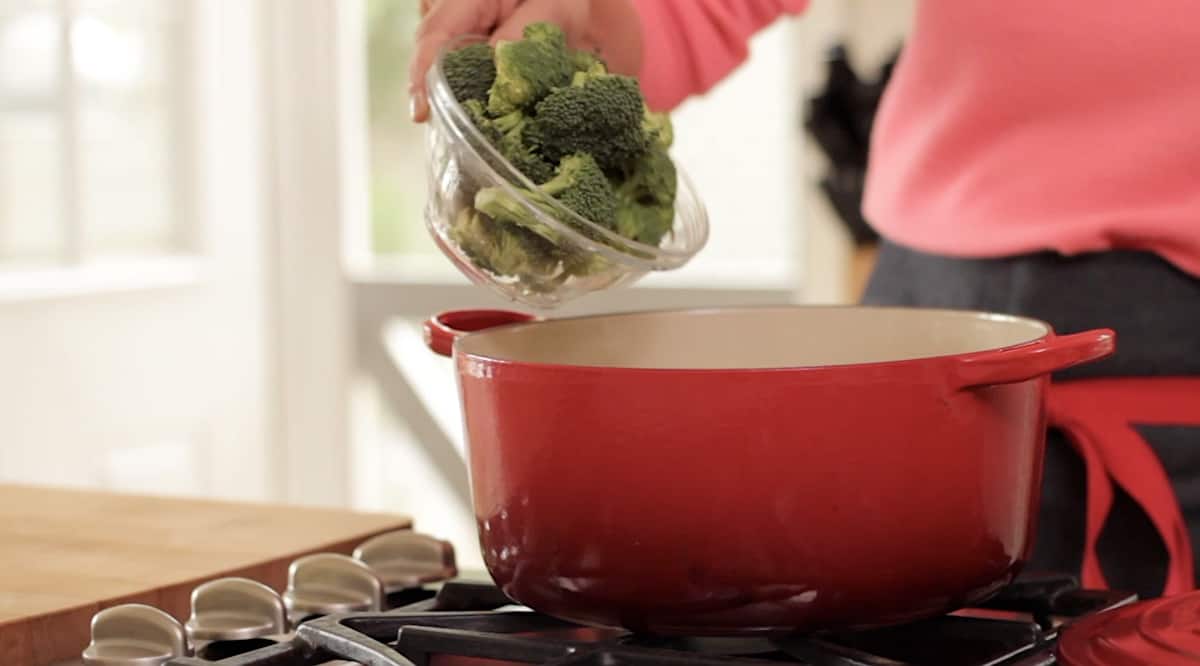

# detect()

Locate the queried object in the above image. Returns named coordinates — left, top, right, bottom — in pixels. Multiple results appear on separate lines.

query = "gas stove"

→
left=73, top=529, right=1136, bottom=666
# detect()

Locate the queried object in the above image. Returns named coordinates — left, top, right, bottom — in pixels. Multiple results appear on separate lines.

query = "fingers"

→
left=584, top=0, right=643, bottom=77
left=408, top=0, right=602, bottom=123
left=491, top=0, right=586, bottom=45
left=493, top=0, right=642, bottom=77
left=409, top=0, right=506, bottom=122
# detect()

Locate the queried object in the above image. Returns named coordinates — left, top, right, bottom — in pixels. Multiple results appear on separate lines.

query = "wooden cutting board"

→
left=0, top=483, right=413, bottom=665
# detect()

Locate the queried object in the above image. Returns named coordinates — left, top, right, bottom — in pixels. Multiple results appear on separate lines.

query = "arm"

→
left=632, top=0, right=809, bottom=111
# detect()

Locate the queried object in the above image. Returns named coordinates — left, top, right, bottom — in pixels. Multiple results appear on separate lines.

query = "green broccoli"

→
left=488, top=22, right=573, bottom=115
left=474, top=153, right=619, bottom=242
left=473, top=188, right=558, bottom=245
left=443, top=43, right=497, bottom=105
left=442, top=20, right=689, bottom=289
left=563, top=252, right=613, bottom=278
left=618, top=144, right=677, bottom=207
left=522, top=21, right=567, bottom=50
left=615, top=200, right=674, bottom=246
left=461, top=103, right=524, bottom=141
left=642, top=107, right=674, bottom=151
left=496, top=123, right=556, bottom=185
left=528, top=73, right=648, bottom=172
left=612, top=145, right=678, bottom=245
left=462, top=99, right=501, bottom=143
left=449, top=208, right=561, bottom=277
left=570, top=49, right=608, bottom=76
left=488, top=109, right=524, bottom=134
left=541, top=153, right=619, bottom=230
left=460, top=104, right=555, bottom=184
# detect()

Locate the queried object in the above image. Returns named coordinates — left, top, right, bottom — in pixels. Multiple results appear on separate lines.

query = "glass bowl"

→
left=423, top=35, right=710, bottom=309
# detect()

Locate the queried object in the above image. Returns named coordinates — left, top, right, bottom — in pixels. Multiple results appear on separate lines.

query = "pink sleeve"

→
left=631, top=0, right=810, bottom=111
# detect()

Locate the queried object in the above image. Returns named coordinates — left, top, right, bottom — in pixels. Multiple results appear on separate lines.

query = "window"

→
left=364, top=0, right=438, bottom=272
left=0, top=0, right=190, bottom=272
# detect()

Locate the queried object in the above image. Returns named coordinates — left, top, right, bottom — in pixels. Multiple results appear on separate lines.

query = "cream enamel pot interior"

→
left=423, top=306, right=1116, bottom=635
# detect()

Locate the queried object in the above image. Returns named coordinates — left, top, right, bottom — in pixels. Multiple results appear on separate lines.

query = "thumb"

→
left=409, top=0, right=515, bottom=122
left=490, top=0, right=588, bottom=45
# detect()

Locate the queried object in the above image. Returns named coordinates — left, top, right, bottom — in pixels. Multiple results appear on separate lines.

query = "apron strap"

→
left=1051, top=413, right=1115, bottom=590
left=1049, top=382, right=1196, bottom=596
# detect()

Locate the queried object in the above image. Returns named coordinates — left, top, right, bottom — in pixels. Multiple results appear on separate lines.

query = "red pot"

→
left=423, top=306, right=1115, bottom=635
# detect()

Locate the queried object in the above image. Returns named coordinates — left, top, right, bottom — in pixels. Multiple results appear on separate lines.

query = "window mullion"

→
left=58, top=0, right=83, bottom=265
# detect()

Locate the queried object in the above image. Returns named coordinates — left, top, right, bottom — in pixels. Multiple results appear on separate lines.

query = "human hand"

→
left=408, top=0, right=642, bottom=122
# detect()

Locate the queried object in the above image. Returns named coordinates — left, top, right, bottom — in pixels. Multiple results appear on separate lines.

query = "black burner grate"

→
left=167, top=575, right=1136, bottom=666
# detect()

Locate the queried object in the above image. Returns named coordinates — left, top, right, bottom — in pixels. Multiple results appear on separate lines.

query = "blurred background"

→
left=0, top=0, right=911, bottom=570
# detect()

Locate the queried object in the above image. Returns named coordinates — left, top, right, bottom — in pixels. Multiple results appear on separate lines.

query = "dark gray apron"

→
left=861, top=241, right=1200, bottom=599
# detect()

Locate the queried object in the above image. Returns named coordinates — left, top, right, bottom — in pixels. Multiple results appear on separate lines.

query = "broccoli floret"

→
left=540, top=153, right=619, bottom=230
left=487, top=22, right=573, bottom=115
left=473, top=187, right=558, bottom=244
left=474, top=153, right=619, bottom=243
left=563, top=252, right=613, bottom=278
left=522, top=21, right=567, bottom=50
left=489, top=109, right=524, bottom=134
left=460, top=104, right=555, bottom=184
left=474, top=107, right=557, bottom=185
left=570, top=49, right=608, bottom=76
left=449, top=208, right=561, bottom=277
left=617, top=145, right=677, bottom=208
left=615, top=200, right=674, bottom=246
left=642, top=107, right=674, bottom=150
left=438, top=20, right=691, bottom=288
left=443, top=43, right=496, bottom=105
left=462, top=99, right=501, bottom=143
left=528, top=74, right=648, bottom=172
left=612, top=145, right=678, bottom=245
left=496, top=123, right=556, bottom=184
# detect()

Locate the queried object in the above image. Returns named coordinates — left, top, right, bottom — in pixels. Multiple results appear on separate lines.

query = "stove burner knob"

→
left=81, top=604, right=189, bottom=666
left=282, top=553, right=384, bottom=620
left=185, top=577, right=287, bottom=643
left=353, top=530, right=458, bottom=592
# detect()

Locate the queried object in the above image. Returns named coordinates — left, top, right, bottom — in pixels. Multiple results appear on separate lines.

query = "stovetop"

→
left=71, top=528, right=1137, bottom=666
left=167, top=576, right=1134, bottom=666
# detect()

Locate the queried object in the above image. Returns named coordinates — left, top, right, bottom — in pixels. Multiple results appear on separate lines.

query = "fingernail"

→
left=409, top=91, right=427, bottom=122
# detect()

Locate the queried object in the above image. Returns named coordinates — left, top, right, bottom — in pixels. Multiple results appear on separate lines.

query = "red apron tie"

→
left=1047, top=378, right=1200, bottom=596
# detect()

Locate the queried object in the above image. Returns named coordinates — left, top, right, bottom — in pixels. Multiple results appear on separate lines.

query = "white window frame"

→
left=0, top=0, right=205, bottom=302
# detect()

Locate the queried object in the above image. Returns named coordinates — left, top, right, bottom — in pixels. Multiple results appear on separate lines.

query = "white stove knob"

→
left=283, top=553, right=384, bottom=621
left=81, top=604, right=188, bottom=666
left=185, top=577, right=286, bottom=643
left=353, top=530, right=458, bottom=592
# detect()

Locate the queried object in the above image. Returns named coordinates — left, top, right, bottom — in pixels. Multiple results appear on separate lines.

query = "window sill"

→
left=350, top=254, right=801, bottom=293
left=0, top=256, right=205, bottom=304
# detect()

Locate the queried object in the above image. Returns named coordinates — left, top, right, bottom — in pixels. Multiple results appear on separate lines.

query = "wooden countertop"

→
left=0, top=483, right=413, bottom=665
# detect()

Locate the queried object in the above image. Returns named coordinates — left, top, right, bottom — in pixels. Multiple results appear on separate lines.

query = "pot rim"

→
left=452, top=304, right=1060, bottom=375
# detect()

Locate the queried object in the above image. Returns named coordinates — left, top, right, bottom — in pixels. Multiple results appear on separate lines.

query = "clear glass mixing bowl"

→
left=423, top=36, right=710, bottom=309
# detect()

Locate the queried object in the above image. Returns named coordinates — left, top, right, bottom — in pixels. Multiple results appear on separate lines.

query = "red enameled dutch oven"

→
left=422, top=306, right=1116, bottom=635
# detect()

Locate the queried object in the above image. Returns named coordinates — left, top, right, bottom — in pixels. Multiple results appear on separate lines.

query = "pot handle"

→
left=951, top=329, right=1116, bottom=390
left=422, top=309, right=538, bottom=357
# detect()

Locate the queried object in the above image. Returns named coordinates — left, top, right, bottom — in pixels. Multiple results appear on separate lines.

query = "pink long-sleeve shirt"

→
left=633, top=0, right=1200, bottom=278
